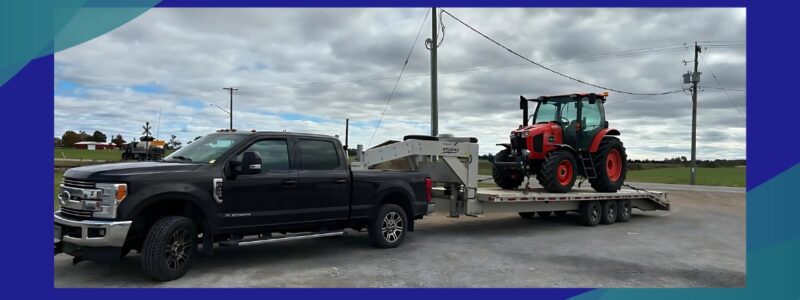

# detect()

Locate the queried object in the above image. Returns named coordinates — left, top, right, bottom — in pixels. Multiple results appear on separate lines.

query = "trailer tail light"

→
left=425, top=177, right=432, bottom=203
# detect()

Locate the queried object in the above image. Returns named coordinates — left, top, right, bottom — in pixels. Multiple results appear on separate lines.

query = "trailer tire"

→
left=600, top=201, right=617, bottom=225
left=537, top=211, right=552, bottom=218
left=140, top=216, right=197, bottom=282
left=492, top=149, right=524, bottom=190
left=518, top=212, right=535, bottom=219
left=589, top=138, right=627, bottom=192
left=616, top=200, right=632, bottom=222
left=369, top=204, right=408, bottom=248
left=580, top=201, right=601, bottom=227
left=540, top=150, right=577, bottom=193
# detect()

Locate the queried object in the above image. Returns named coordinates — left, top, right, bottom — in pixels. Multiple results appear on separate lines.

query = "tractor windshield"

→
left=163, top=134, right=246, bottom=164
left=532, top=98, right=577, bottom=124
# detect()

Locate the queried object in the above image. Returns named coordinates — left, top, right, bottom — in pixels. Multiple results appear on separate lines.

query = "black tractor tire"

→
left=492, top=149, right=525, bottom=190
left=540, top=150, right=577, bottom=193
left=369, top=204, right=408, bottom=248
left=519, top=212, right=535, bottom=219
left=537, top=211, right=553, bottom=218
left=140, top=216, right=197, bottom=282
left=617, top=200, right=632, bottom=222
left=580, top=201, right=601, bottom=227
left=600, top=201, right=617, bottom=225
left=589, top=138, right=628, bottom=192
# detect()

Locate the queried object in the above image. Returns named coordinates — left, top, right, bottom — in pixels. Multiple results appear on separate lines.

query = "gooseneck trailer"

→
left=352, top=136, right=669, bottom=225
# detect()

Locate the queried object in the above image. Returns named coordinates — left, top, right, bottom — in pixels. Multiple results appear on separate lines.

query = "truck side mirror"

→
left=238, top=151, right=262, bottom=175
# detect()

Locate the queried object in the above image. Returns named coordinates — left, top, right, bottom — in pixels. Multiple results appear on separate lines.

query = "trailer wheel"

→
left=518, top=212, right=535, bottom=219
left=537, top=211, right=552, bottom=218
left=140, top=216, right=197, bottom=282
left=600, top=201, right=617, bottom=225
left=616, top=200, right=632, bottom=222
left=589, top=138, right=628, bottom=192
left=541, top=150, right=577, bottom=193
left=369, top=204, right=408, bottom=248
left=492, top=149, right=524, bottom=190
left=579, top=201, right=601, bottom=226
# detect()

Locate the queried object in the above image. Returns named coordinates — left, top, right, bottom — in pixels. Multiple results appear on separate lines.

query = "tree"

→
left=62, top=130, right=82, bottom=147
left=78, top=130, right=91, bottom=142
left=140, top=121, right=154, bottom=142
left=111, top=134, right=126, bottom=148
left=54, top=137, right=62, bottom=148
left=167, top=135, right=182, bottom=150
left=91, top=130, right=107, bottom=143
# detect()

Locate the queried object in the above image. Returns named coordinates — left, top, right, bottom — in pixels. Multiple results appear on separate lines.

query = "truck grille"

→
left=60, top=206, right=93, bottom=219
left=63, top=177, right=95, bottom=189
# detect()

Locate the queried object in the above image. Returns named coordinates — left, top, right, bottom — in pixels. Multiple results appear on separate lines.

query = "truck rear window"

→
left=298, top=139, right=340, bottom=170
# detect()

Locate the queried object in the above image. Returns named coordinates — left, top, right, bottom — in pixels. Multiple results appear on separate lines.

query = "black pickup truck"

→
left=54, top=131, right=432, bottom=281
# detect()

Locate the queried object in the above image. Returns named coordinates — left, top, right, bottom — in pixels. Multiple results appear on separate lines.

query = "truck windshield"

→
left=163, top=134, right=246, bottom=164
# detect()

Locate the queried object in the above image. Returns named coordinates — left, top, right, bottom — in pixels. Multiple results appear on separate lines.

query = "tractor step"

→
left=578, top=153, right=597, bottom=179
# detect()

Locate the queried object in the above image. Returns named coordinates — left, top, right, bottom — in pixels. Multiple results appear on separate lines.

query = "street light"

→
left=209, top=103, right=231, bottom=130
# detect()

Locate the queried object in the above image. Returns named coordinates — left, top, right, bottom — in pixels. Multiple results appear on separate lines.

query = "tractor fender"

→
left=552, top=144, right=579, bottom=158
left=495, top=143, right=512, bottom=151
left=589, top=129, right=620, bottom=152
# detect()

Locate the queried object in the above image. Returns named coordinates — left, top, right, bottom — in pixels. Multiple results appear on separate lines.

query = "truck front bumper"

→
left=54, top=211, right=132, bottom=248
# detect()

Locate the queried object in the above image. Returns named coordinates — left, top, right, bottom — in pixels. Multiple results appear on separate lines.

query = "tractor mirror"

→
left=519, top=97, right=528, bottom=110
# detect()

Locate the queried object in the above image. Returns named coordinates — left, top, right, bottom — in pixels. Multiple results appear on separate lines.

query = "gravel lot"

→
left=55, top=187, right=745, bottom=288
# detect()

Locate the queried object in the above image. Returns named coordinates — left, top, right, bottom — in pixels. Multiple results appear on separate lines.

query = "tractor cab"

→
left=494, top=92, right=626, bottom=193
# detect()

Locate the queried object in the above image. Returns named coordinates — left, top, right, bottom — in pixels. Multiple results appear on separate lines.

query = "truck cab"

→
left=55, top=131, right=431, bottom=281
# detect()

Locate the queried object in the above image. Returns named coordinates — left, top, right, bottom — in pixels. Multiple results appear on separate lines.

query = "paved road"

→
left=55, top=188, right=745, bottom=288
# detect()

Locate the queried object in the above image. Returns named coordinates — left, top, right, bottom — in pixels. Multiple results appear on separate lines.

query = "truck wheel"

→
left=540, top=150, right=577, bottom=193
left=369, top=204, right=408, bottom=248
left=140, top=216, right=197, bottom=281
left=589, top=138, right=627, bottom=192
left=616, top=200, right=632, bottom=222
left=492, top=149, right=524, bottom=190
left=579, top=201, right=601, bottom=227
left=518, top=212, right=535, bottom=219
left=600, top=201, right=617, bottom=225
left=537, top=211, right=552, bottom=218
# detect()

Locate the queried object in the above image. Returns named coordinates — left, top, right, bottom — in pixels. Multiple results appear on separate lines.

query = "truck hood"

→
left=64, top=162, right=206, bottom=181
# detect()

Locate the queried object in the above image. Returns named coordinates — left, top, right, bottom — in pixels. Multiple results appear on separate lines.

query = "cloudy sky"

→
left=54, top=8, right=746, bottom=159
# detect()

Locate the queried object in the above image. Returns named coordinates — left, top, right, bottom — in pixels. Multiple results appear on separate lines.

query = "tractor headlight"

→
left=520, top=149, right=531, bottom=157
left=520, top=131, right=530, bottom=138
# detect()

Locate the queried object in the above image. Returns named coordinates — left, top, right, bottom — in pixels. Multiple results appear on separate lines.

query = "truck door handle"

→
left=282, top=179, right=297, bottom=186
left=334, top=179, right=347, bottom=184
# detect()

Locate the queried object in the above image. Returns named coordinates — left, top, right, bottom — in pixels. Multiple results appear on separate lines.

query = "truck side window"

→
left=298, top=139, right=340, bottom=170
left=236, top=139, right=290, bottom=172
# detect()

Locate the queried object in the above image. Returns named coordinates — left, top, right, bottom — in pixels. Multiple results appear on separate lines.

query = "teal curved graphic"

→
left=1, top=0, right=158, bottom=86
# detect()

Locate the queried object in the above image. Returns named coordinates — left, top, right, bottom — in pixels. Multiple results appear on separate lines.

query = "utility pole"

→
left=430, top=7, right=438, bottom=137
left=345, top=118, right=350, bottom=149
left=689, top=42, right=701, bottom=185
left=223, top=87, right=238, bottom=130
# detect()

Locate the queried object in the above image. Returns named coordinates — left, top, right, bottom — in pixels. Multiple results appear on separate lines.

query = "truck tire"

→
left=540, top=150, right=577, bottom=193
left=518, top=212, right=535, bottom=219
left=600, top=201, right=617, bottom=225
left=140, top=216, right=197, bottom=281
left=579, top=201, right=601, bottom=227
left=589, top=138, right=627, bottom=192
left=369, top=204, right=408, bottom=248
left=492, top=149, right=524, bottom=190
left=537, top=211, right=552, bottom=218
left=617, top=200, right=632, bottom=222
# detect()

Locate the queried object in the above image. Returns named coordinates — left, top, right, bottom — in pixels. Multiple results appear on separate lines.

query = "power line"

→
left=368, top=8, right=431, bottom=147
left=699, top=86, right=746, bottom=92
left=699, top=54, right=745, bottom=119
left=440, top=9, right=685, bottom=96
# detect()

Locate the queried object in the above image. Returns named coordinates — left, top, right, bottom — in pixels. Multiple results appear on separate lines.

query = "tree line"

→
left=55, top=127, right=184, bottom=150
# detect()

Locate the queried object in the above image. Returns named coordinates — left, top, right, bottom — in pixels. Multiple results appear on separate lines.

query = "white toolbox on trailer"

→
left=353, top=137, right=669, bottom=221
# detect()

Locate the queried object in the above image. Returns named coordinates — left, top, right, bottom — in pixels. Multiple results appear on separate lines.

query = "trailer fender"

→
left=589, top=129, right=621, bottom=152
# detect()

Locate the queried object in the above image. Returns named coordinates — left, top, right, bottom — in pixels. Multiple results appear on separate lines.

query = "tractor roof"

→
left=527, top=92, right=609, bottom=103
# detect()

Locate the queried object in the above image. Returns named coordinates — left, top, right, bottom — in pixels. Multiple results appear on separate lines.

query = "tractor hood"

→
left=64, top=161, right=206, bottom=181
left=512, top=122, right=561, bottom=136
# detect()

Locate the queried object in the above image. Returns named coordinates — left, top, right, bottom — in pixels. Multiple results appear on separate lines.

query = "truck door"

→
left=296, top=138, right=350, bottom=223
left=221, top=138, right=299, bottom=228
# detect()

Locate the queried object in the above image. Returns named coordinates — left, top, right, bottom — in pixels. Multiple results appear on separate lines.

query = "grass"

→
left=55, top=148, right=124, bottom=161
left=54, top=169, right=64, bottom=211
left=478, top=159, right=744, bottom=187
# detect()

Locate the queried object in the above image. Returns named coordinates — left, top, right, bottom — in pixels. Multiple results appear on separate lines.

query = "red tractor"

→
left=492, top=92, right=627, bottom=193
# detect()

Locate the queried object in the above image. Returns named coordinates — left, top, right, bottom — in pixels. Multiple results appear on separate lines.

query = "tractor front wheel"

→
left=540, top=150, right=577, bottom=193
left=589, top=138, right=628, bottom=192
left=492, top=149, right=525, bottom=190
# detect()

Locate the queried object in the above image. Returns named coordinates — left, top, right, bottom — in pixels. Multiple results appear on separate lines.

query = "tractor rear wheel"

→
left=589, top=138, right=628, bottom=192
left=492, top=149, right=524, bottom=190
left=540, top=150, right=577, bottom=193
